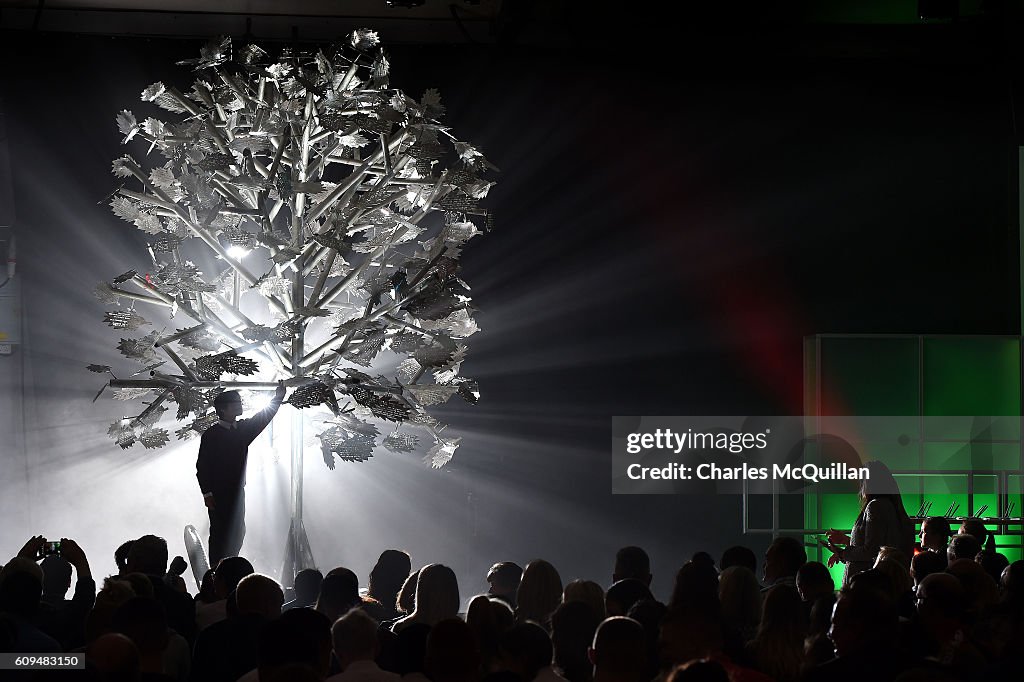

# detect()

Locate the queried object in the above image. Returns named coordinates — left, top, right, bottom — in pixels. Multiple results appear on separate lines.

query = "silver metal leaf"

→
left=177, top=35, right=232, bottom=70
left=150, top=167, right=176, bottom=190
left=149, top=234, right=184, bottom=253
left=140, top=428, right=171, bottom=449
left=425, top=437, right=460, bottom=469
left=117, top=110, right=138, bottom=142
left=335, top=433, right=375, bottom=462
left=405, top=384, right=459, bottom=406
left=407, top=411, right=441, bottom=429
left=112, top=388, right=153, bottom=401
left=350, top=29, right=380, bottom=51
left=197, top=152, right=234, bottom=172
left=193, top=355, right=223, bottom=380
left=421, top=88, right=444, bottom=119
left=117, top=332, right=160, bottom=363
left=104, top=310, right=149, bottom=330
left=287, top=382, right=335, bottom=410
left=221, top=225, right=257, bottom=251
left=390, top=332, right=426, bottom=354
left=350, top=387, right=410, bottom=422
left=110, top=196, right=140, bottom=222
left=240, top=324, right=274, bottom=342
left=318, top=425, right=375, bottom=465
left=414, top=342, right=456, bottom=368
left=417, top=309, right=479, bottom=338
left=395, top=358, right=421, bottom=384
left=153, top=262, right=215, bottom=295
left=94, top=283, right=119, bottom=305
left=221, top=353, right=259, bottom=376
left=171, top=386, right=207, bottom=419
left=338, top=133, right=370, bottom=148
left=133, top=212, right=164, bottom=235
left=141, top=81, right=166, bottom=102
left=176, top=413, right=218, bottom=440
left=455, top=378, right=480, bottom=404
left=342, top=330, right=387, bottom=367
left=177, top=328, right=222, bottom=352
left=382, top=431, right=419, bottom=453
left=238, top=43, right=268, bottom=65
left=109, top=420, right=136, bottom=449
left=143, top=118, right=166, bottom=139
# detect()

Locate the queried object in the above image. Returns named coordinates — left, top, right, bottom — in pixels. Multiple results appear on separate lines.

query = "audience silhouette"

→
left=0, top=528, right=1021, bottom=682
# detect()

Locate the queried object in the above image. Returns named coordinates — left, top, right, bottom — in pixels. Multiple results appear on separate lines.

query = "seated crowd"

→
left=0, top=518, right=1022, bottom=682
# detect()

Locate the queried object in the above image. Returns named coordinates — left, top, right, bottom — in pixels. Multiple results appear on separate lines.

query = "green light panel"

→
left=804, top=336, right=1023, bottom=584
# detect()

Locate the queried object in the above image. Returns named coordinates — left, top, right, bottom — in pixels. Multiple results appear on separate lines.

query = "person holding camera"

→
left=1, top=535, right=92, bottom=652
left=36, top=537, right=95, bottom=651
left=197, top=382, right=287, bottom=565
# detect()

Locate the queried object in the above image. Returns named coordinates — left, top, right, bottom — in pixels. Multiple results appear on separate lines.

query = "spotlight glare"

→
left=247, top=393, right=272, bottom=412
left=227, top=245, right=250, bottom=260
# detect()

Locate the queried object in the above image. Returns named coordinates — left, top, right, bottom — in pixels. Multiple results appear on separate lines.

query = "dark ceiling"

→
left=0, top=0, right=1021, bottom=50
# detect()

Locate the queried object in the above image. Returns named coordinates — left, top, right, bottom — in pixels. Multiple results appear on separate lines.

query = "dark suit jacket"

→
left=146, top=575, right=198, bottom=647
left=196, top=397, right=282, bottom=496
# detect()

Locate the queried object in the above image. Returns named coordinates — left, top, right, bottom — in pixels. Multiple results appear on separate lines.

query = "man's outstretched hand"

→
left=275, top=381, right=286, bottom=401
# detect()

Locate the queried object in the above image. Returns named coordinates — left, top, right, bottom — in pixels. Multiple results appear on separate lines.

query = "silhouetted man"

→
left=37, top=539, right=94, bottom=650
left=487, top=561, right=523, bottom=608
left=806, top=585, right=907, bottom=682
left=197, top=383, right=286, bottom=565
left=125, top=534, right=197, bottom=645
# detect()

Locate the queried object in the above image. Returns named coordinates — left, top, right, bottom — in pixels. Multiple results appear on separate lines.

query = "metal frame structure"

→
left=742, top=334, right=1024, bottom=559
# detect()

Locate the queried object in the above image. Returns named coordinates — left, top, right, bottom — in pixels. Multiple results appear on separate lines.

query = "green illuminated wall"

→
left=803, top=335, right=1024, bottom=586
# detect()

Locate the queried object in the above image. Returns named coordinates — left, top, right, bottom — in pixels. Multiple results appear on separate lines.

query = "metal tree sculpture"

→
left=88, top=32, right=494, bottom=576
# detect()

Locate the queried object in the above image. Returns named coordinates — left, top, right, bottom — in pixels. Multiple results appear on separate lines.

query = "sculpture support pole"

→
left=281, top=97, right=316, bottom=588
left=292, top=411, right=303, bottom=528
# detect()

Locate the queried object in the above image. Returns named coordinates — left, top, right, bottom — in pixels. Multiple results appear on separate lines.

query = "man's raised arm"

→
left=241, top=381, right=287, bottom=444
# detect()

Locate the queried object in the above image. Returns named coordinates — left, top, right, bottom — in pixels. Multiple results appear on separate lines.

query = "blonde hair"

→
left=875, top=546, right=910, bottom=569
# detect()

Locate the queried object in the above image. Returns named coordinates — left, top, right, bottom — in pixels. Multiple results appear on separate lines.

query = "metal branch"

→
left=160, top=344, right=199, bottom=381
left=311, top=171, right=448, bottom=310
left=130, top=388, right=174, bottom=428
left=112, top=379, right=285, bottom=390
left=109, top=287, right=173, bottom=308
left=304, top=131, right=410, bottom=224
left=155, top=324, right=207, bottom=347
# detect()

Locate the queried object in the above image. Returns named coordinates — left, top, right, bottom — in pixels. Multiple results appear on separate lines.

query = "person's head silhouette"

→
left=214, top=391, right=244, bottom=422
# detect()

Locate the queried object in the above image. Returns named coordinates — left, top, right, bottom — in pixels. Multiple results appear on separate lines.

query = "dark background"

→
left=1, top=4, right=1022, bottom=598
